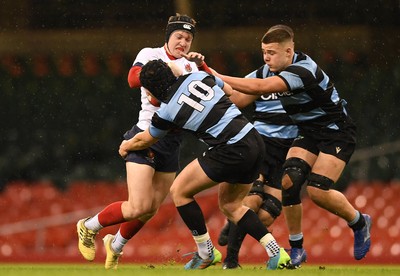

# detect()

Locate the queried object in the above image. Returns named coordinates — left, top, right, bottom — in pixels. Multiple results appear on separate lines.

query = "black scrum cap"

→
left=165, top=14, right=196, bottom=42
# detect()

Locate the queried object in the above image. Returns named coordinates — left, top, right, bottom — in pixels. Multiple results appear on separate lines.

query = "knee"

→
left=281, top=158, right=310, bottom=189
left=248, top=179, right=265, bottom=198
left=219, top=203, right=231, bottom=218
left=281, top=157, right=311, bottom=206
left=219, top=201, right=238, bottom=219
left=260, top=194, right=282, bottom=219
left=306, top=173, right=334, bottom=204
left=170, top=182, right=191, bottom=205
left=169, top=183, right=186, bottom=205
left=124, top=200, right=156, bottom=220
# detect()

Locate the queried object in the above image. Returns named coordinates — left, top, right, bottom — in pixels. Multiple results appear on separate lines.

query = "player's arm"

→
left=220, top=79, right=234, bottom=97
left=213, top=74, right=258, bottom=108
left=127, top=48, right=154, bottom=88
left=127, top=65, right=142, bottom=88
left=208, top=68, right=259, bottom=108
left=119, top=128, right=158, bottom=158
left=229, top=92, right=259, bottom=109
left=128, top=64, right=161, bottom=106
left=215, top=71, right=288, bottom=95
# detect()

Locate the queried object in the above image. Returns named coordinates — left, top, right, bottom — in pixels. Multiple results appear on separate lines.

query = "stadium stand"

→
left=0, top=180, right=399, bottom=264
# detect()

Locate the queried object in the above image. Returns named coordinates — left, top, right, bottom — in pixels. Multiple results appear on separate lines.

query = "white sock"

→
left=84, top=215, right=103, bottom=232
left=289, top=232, right=303, bottom=241
left=111, top=231, right=128, bottom=253
left=259, top=233, right=280, bottom=257
left=193, top=232, right=213, bottom=259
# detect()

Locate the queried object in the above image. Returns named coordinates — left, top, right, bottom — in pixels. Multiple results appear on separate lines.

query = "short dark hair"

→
left=165, top=13, right=196, bottom=42
left=262, top=25, right=294, bottom=44
left=139, top=59, right=176, bottom=103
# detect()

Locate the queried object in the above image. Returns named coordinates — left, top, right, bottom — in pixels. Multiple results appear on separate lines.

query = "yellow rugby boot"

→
left=76, top=217, right=98, bottom=261
left=103, top=234, right=123, bottom=269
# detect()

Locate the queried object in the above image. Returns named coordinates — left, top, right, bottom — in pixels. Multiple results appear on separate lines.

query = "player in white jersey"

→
left=130, top=46, right=209, bottom=129
left=76, top=13, right=219, bottom=270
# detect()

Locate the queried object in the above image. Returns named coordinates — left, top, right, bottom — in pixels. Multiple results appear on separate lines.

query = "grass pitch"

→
left=1, top=264, right=400, bottom=276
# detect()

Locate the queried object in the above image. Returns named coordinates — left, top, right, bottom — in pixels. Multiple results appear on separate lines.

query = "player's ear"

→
left=168, top=62, right=183, bottom=77
left=285, top=46, right=293, bottom=57
left=286, top=41, right=294, bottom=55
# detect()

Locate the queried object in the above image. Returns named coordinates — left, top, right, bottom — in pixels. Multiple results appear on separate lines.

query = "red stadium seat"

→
left=0, top=181, right=399, bottom=263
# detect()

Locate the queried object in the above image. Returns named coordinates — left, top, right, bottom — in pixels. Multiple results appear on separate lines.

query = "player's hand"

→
left=181, top=51, right=205, bottom=67
left=119, top=140, right=130, bottom=158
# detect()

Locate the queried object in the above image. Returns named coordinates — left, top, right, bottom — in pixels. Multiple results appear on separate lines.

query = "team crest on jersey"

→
left=185, top=63, right=193, bottom=72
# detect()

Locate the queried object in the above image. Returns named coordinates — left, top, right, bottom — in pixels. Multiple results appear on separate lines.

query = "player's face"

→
left=262, top=42, right=293, bottom=72
left=166, top=30, right=194, bottom=58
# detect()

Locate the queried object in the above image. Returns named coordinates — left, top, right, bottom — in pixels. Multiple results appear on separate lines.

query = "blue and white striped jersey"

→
left=246, top=65, right=298, bottom=140
left=277, top=52, right=348, bottom=130
left=149, top=71, right=254, bottom=147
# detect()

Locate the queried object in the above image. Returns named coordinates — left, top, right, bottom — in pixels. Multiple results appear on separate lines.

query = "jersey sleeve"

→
left=133, top=47, right=160, bottom=66
left=148, top=112, right=177, bottom=139
left=279, top=64, right=314, bottom=91
left=214, top=75, right=225, bottom=89
left=197, top=61, right=213, bottom=74
left=128, top=48, right=163, bottom=88
left=127, top=66, right=142, bottom=88
left=244, top=69, right=257, bottom=79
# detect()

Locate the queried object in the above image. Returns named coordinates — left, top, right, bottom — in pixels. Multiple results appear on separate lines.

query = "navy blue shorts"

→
left=198, top=128, right=265, bottom=184
left=293, top=119, right=356, bottom=163
left=123, top=125, right=183, bottom=172
left=260, top=136, right=293, bottom=189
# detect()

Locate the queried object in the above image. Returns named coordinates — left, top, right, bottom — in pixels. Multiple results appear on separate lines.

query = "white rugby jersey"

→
left=132, top=46, right=199, bottom=130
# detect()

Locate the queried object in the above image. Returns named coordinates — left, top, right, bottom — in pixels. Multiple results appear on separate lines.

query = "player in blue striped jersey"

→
left=118, top=59, right=291, bottom=270
left=215, top=35, right=300, bottom=269
left=213, top=25, right=371, bottom=263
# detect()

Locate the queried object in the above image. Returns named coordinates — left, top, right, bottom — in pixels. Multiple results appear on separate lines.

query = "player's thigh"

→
left=170, top=159, right=216, bottom=202
left=218, top=182, right=251, bottom=209
left=126, top=162, right=156, bottom=204
left=151, top=171, right=176, bottom=206
left=286, top=146, right=318, bottom=167
left=312, top=152, right=346, bottom=182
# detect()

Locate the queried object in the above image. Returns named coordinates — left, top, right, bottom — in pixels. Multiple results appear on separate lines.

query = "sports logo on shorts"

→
left=145, top=149, right=155, bottom=164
